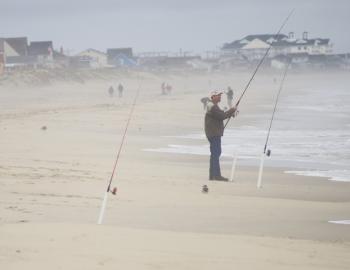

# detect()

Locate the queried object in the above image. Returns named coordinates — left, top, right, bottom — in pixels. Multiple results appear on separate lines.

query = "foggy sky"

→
left=1, top=0, right=349, bottom=54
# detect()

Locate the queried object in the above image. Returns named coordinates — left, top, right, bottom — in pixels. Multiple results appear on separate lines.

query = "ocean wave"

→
left=328, top=220, right=350, bottom=225
left=285, top=170, right=350, bottom=182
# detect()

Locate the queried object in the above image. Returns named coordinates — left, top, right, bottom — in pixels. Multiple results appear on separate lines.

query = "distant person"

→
left=118, top=83, right=124, bottom=98
left=226, top=86, right=234, bottom=108
left=205, top=90, right=237, bottom=181
left=166, top=83, right=172, bottom=95
left=200, top=97, right=211, bottom=110
left=108, top=86, right=114, bottom=97
left=161, top=82, right=166, bottom=95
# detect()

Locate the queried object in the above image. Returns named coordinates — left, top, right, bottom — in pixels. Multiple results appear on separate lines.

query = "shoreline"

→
left=143, top=139, right=350, bottom=183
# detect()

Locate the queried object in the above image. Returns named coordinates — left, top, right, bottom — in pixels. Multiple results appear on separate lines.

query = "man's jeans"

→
left=208, top=136, right=222, bottom=178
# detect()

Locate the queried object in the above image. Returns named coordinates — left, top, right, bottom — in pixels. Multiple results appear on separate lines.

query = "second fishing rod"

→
left=226, top=10, right=294, bottom=183
left=224, top=9, right=294, bottom=129
left=97, top=75, right=142, bottom=225
left=257, top=60, right=291, bottom=188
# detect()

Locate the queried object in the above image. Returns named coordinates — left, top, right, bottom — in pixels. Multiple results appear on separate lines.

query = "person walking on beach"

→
left=118, top=83, right=124, bottom=98
left=200, top=97, right=210, bottom=110
left=161, top=82, right=166, bottom=95
left=226, top=86, right=234, bottom=108
left=205, top=90, right=237, bottom=181
left=166, top=83, right=172, bottom=95
left=108, top=85, right=114, bottom=97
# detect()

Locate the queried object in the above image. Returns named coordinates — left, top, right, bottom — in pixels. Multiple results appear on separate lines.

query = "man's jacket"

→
left=205, top=102, right=234, bottom=138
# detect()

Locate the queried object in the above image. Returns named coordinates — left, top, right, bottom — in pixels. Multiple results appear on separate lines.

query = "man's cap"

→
left=210, top=90, right=223, bottom=98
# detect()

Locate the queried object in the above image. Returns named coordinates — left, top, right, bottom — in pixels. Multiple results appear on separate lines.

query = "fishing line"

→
left=263, top=60, right=292, bottom=155
left=224, top=9, right=294, bottom=129
left=257, top=60, right=291, bottom=188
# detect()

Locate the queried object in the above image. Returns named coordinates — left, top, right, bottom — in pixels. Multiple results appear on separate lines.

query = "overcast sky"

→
left=1, top=0, right=349, bottom=55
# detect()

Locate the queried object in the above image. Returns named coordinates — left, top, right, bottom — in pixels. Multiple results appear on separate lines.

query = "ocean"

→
left=145, top=76, right=350, bottom=182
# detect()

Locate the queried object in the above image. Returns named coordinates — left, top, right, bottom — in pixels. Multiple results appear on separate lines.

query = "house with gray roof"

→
left=107, top=48, right=136, bottom=67
left=0, top=37, right=26, bottom=58
left=28, top=41, right=54, bottom=66
left=28, top=41, right=53, bottom=56
left=5, top=37, right=28, bottom=56
left=0, top=37, right=58, bottom=69
left=0, top=37, right=34, bottom=68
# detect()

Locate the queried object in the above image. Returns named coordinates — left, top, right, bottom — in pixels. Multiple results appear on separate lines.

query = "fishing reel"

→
left=224, top=108, right=239, bottom=117
left=109, top=187, right=117, bottom=195
left=265, top=149, right=271, bottom=157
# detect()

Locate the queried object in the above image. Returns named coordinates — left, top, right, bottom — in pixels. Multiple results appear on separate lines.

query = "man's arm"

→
left=209, top=105, right=237, bottom=120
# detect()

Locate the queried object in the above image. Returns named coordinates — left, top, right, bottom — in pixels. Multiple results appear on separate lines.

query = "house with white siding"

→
left=222, top=32, right=333, bottom=61
left=76, top=48, right=108, bottom=68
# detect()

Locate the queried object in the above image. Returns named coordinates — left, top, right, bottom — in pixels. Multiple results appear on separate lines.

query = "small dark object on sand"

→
left=41, top=126, right=47, bottom=131
left=202, top=185, right=209, bottom=193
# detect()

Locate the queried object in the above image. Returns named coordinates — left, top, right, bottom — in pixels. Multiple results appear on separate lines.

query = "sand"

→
left=0, top=70, right=349, bottom=269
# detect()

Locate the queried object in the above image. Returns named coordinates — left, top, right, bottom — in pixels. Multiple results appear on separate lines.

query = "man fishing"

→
left=205, top=90, right=237, bottom=181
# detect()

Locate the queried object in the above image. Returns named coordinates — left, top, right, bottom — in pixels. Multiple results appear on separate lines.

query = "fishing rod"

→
left=224, top=9, right=294, bottom=129
left=97, top=76, right=141, bottom=225
left=257, top=60, right=291, bottom=189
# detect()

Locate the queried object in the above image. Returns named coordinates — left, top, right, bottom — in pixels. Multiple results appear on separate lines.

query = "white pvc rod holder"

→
left=257, top=153, right=265, bottom=189
left=97, top=192, right=108, bottom=225
left=230, top=151, right=239, bottom=182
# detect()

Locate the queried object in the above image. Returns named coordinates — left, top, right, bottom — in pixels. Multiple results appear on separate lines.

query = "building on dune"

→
left=75, top=48, right=108, bottom=69
left=222, top=32, right=332, bottom=61
left=107, top=48, right=138, bottom=67
left=0, top=37, right=68, bottom=71
left=220, top=32, right=339, bottom=69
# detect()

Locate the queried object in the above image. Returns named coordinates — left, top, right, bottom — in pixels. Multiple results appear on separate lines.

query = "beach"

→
left=1, top=70, right=350, bottom=269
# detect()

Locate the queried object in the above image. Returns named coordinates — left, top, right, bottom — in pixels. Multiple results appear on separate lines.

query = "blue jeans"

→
left=208, top=136, right=222, bottom=178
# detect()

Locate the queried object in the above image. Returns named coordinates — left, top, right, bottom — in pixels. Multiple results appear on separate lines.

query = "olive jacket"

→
left=205, top=102, right=235, bottom=138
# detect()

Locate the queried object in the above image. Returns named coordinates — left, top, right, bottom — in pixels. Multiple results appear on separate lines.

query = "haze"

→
left=1, top=0, right=349, bottom=54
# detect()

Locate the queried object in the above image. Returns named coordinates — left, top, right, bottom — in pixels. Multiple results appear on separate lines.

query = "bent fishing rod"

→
left=263, top=60, right=291, bottom=156
left=98, top=77, right=141, bottom=225
left=257, top=60, right=291, bottom=188
left=224, top=9, right=294, bottom=129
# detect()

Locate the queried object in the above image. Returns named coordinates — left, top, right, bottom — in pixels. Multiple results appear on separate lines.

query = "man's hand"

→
left=229, top=106, right=238, bottom=117
left=229, top=106, right=237, bottom=113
